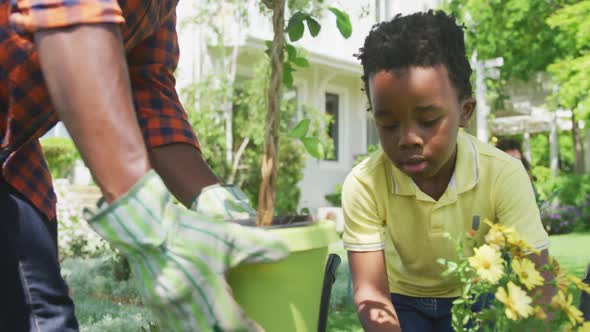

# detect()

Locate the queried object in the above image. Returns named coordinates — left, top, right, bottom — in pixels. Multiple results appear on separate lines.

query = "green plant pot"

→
left=227, top=219, right=339, bottom=332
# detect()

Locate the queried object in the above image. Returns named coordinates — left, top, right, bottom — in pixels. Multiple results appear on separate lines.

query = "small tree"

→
left=257, top=0, right=352, bottom=226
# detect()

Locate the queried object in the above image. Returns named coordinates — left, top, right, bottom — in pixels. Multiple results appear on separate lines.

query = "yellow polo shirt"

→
left=342, top=131, right=550, bottom=297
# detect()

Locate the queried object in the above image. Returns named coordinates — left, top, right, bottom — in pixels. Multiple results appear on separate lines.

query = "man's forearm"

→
left=35, top=24, right=149, bottom=202
left=149, top=143, right=219, bottom=206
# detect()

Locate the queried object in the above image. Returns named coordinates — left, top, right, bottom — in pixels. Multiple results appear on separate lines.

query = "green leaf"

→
left=301, top=137, right=324, bottom=159
left=283, top=62, right=294, bottom=88
left=285, top=44, right=297, bottom=62
left=305, top=17, right=321, bottom=37
left=286, top=12, right=307, bottom=42
left=264, top=40, right=273, bottom=57
left=288, top=119, right=310, bottom=139
left=292, top=57, right=309, bottom=67
left=329, top=7, right=352, bottom=39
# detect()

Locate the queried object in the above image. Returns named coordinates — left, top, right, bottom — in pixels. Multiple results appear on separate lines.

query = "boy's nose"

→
left=398, top=126, right=423, bottom=147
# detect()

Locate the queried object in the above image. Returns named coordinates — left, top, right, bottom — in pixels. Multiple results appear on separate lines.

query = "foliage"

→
left=325, top=184, right=342, bottom=207
left=40, top=137, right=81, bottom=179
left=536, top=174, right=590, bottom=206
left=61, top=257, right=155, bottom=332
left=55, top=180, right=111, bottom=261
left=440, top=220, right=590, bottom=331
left=279, top=4, right=351, bottom=94
left=445, top=0, right=575, bottom=106
left=529, top=133, right=575, bottom=173
left=546, top=1, right=590, bottom=120
left=184, top=62, right=330, bottom=214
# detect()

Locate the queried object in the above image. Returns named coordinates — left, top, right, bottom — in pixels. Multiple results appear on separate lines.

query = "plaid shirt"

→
left=1, top=0, right=199, bottom=221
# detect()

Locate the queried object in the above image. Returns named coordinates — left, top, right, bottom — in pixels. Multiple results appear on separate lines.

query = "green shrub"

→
left=537, top=173, right=590, bottom=205
left=40, top=137, right=80, bottom=179
left=325, top=184, right=342, bottom=207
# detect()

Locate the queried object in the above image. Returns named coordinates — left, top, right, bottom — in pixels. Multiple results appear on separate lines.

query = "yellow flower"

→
left=533, top=305, right=547, bottom=321
left=506, top=231, right=540, bottom=257
left=495, top=281, right=534, bottom=320
left=578, top=322, right=590, bottom=332
left=511, top=258, right=545, bottom=290
left=468, top=244, right=505, bottom=284
left=568, top=275, right=590, bottom=295
left=556, top=268, right=571, bottom=293
left=551, top=291, right=584, bottom=325
left=484, top=226, right=506, bottom=250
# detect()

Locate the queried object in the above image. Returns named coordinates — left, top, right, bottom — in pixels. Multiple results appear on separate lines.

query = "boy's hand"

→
left=190, top=185, right=256, bottom=220
left=86, top=171, right=289, bottom=331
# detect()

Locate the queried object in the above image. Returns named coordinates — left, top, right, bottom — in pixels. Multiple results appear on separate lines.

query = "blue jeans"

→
left=391, top=293, right=491, bottom=332
left=0, top=177, right=79, bottom=331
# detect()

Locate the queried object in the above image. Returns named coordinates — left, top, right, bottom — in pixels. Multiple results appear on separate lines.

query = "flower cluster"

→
left=439, top=219, right=589, bottom=331
left=539, top=200, right=580, bottom=235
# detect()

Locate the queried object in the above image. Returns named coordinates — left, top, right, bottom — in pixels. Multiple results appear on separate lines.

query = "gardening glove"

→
left=190, top=184, right=256, bottom=220
left=85, top=170, right=289, bottom=332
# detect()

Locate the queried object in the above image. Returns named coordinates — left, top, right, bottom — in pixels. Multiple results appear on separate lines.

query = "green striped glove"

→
left=87, top=170, right=289, bottom=331
left=190, top=185, right=256, bottom=221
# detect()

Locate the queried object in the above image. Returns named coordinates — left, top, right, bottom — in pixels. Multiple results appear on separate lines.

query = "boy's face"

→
left=369, top=65, right=475, bottom=181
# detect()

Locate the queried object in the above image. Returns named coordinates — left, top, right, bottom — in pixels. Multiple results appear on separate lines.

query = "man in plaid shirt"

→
left=1, top=1, right=288, bottom=331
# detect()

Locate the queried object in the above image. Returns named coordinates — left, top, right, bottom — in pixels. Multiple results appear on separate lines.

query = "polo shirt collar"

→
left=387, top=131, right=479, bottom=197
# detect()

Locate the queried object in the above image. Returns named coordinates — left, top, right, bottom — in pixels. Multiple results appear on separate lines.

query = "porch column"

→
left=523, top=131, right=531, bottom=163
left=550, top=113, right=559, bottom=176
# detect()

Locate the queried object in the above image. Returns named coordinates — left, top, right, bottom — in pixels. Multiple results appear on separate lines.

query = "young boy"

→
left=343, top=11, right=551, bottom=332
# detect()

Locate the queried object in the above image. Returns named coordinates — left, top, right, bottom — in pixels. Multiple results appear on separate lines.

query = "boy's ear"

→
left=459, top=97, right=476, bottom=127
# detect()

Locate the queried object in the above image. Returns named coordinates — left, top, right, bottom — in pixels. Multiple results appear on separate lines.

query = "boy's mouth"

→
left=400, top=157, right=428, bottom=174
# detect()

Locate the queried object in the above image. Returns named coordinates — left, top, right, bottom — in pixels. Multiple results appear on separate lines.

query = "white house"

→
left=175, top=0, right=443, bottom=213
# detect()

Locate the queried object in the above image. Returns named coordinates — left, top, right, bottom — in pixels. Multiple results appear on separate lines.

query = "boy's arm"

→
left=349, top=250, right=401, bottom=332
left=528, top=249, right=556, bottom=315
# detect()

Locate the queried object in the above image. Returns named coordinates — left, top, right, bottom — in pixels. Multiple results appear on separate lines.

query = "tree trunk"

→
left=257, top=0, right=285, bottom=226
left=572, top=112, right=585, bottom=174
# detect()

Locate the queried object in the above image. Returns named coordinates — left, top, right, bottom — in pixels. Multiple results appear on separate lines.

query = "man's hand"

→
left=87, top=171, right=289, bottom=331
left=191, top=184, right=256, bottom=220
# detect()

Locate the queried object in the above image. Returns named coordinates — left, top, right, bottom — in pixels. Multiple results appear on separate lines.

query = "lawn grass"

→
left=326, top=232, right=590, bottom=331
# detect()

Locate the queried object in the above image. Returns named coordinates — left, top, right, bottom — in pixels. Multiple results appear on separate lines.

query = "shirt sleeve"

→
left=126, top=11, right=200, bottom=150
left=342, top=171, right=386, bottom=251
left=493, top=162, right=550, bottom=250
left=10, top=0, right=124, bottom=33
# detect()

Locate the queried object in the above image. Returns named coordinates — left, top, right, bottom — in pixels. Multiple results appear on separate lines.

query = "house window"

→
left=325, top=93, right=339, bottom=161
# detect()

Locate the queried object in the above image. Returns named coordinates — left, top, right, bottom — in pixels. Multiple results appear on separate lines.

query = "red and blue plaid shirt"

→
left=1, top=0, right=199, bottom=221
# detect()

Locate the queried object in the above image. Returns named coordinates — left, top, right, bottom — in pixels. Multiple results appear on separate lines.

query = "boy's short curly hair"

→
left=356, top=10, right=472, bottom=108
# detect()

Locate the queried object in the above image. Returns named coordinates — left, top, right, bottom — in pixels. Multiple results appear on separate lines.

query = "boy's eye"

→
left=420, top=118, right=440, bottom=127
left=378, top=123, right=399, bottom=130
